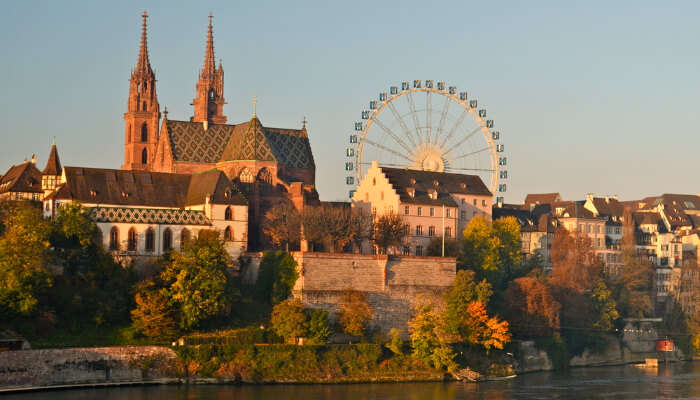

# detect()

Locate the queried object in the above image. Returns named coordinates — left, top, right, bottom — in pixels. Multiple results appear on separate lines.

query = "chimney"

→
left=586, top=193, right=594, bottom=202
left=202, top=120, right=208, bottom=131
left=497, top=198, right=504, bottom=208
left=31, top=154, right=36, bottom=164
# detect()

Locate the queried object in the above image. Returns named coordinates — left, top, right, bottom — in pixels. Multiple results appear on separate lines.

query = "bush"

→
left=270, top=298, right=308, bottom=343
left=386, top=328, right=404, bottom=355
left=307, top=309, right=332, bottom=344
left=338, top=290, right=373, bottom=337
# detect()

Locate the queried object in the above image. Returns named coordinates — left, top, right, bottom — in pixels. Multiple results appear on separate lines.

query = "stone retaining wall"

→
left=0, top=346, right=176, bottom=390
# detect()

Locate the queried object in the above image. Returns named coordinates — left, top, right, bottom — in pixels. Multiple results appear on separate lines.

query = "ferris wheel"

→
left=344, top=80, right=507, bottom=202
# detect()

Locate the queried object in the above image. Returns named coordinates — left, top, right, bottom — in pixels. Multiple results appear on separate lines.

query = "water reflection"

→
left=3, top=362, right=700, bottom=400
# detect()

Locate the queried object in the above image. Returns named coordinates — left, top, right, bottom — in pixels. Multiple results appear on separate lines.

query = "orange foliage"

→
left=504, top=277, right=561, bottom=337
left=462, top=301, right=511, bottom=350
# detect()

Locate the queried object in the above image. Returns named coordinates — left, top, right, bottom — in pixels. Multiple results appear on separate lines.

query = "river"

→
left=4, top=362, right=700, bottom=399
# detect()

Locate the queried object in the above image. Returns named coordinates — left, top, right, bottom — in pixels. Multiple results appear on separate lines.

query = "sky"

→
left=1, top=0, right=700, bottom=203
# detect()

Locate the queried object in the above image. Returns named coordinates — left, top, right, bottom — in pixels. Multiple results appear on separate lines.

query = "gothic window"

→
left=141, top=148, right=148, bottom=164
left=180, top=228, right=190, bottom=249
left=127, top=125, right=131, bottom=143
left=224, top=226, right=233, bottom=241
left=142, top=102, right=147, bottom=111
left=145, top=228, right=155, bottom=252
left=257, top=168, right=272, bottom=193
left=141, top=123, right=148, bottom=142
left=163, top=228, right=172, bottom=251
left=109, top=227, right=119, bottom=250
left=225, top=206, right=233, bottom=220
left=128, top=228, right=137, bottom=251
left=209, top=89, right=215, bottom=100
left=239, top=168, right=254, bottom=183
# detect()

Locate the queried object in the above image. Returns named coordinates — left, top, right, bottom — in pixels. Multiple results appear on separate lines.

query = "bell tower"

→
left=191, top=14, right=226, bottom=124
left=123, top=11, right=160, bottom=171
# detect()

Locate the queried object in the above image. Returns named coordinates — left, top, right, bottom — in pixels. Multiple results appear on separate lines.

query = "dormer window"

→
left=409, top=178, right=416, bottom=185
left=433, top=180, right=440, bottom=187
left=121, top=192, right=130, bottom=198
left=407, top=188, right=415, bottom=198
left=89, top=190, right=97, bottom=197
left=460, top=183, right=467, bottom=189
left=429, top=190, right=438, bottom=200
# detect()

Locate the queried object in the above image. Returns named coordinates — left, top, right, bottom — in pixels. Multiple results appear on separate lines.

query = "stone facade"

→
left=290, top=252, right=456, bottom=334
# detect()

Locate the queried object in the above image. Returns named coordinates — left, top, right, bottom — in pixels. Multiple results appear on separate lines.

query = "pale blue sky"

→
left=1, top=1, right=699, bottom=203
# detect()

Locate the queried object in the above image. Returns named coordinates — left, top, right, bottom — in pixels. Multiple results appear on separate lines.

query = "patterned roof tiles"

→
left=166, top=120, right=235, bottom=163
left=89, top=207, right=212, bottom=226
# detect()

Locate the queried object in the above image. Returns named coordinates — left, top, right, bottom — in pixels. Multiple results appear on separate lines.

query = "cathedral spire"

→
left=191, top=14, right=226, bottom=124
left=202, top=13, right=216, bottom=78
left=136, top=11, right=152, bottom=75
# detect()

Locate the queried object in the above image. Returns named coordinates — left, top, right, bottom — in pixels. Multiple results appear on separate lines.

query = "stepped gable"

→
left=165, top=119, right=238, bottom=163
left=42, top=144, right=62, bottom=176
left=380, top=167, right=491, bottom=207
left=221, top=116, right=276, bottom=162
left=186, top=169, right=247, bottom=206
left=263, top=127, right=315, bottom=170
left=0, top=162, right=43, bottom=195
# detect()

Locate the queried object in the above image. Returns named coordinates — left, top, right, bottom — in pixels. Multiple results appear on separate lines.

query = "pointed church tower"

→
left=191, top=14, right=227, bottom=124
left=123, top=11, right=160, bottom=171
left=42, top=139, right=62, bottom=197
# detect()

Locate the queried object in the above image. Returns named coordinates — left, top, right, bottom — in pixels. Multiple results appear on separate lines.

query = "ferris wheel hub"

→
left=415, top=145, right=445, bottom=172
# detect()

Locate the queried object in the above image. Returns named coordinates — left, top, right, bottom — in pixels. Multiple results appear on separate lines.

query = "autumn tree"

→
left=611, top=212, right=653, bottom=318
left=262, top=202, right=301, bottom=251
left=270, top=298, right=308, bottom=343
left=0, top=203, right=51, bottom=320
left=504, top=276, right=561, bottom=337
left=301, top=204, right=373, bottom=253
left=459, top=215, right=523, bottom=289
left=130, top=280, right=179, bottom=340
left=338, top=290, right=373, bottom=337
left=161, top=234, right=237, bottom=330
left=373, top=212, right=409, bottom=254
left=408, top=296, right=458, bottom=372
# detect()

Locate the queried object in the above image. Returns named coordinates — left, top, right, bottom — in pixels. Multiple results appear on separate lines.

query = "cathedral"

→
left=122, top=12, right=320, bottom=249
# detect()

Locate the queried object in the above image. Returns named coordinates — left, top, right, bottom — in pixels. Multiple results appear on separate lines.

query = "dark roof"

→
left=0, top=162, right=43, bottom=194
left=380, top=167, right=491, bottom=207
left=640, top=194, right=700, bottom=211
left=552, top=201, right=596, bottom=219
left=590, top=197, right=624, bottom=218
left=663, top=203, right=692, bottom=229
left=48, top=167, right=246, bottom=207
left=166, top=117, right=315, bottom=171
left=493, top=207, right=555, bottom=233
left=633, top=212, right=664, bottom=226
left=42, top=144, right=62, bottom=176
left=524, top=193, right=561, bottom=206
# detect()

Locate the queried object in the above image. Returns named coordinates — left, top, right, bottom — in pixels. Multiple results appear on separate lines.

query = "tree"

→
left=0, top=203, right=51, bottom=320
left=442, top=270, right=492, bottom=335
left=550, top=227, right=602, bottom=293
left=386, top=328, right=404, bottom=355
left=162, top=234, right=236, bottom=330
left=130, top=281, right=179, bottom=340
left=426, top=237, right=461, bottom=258
left=270, top=298, right=308, bottom=343
left=408, top=296, right=457, bottom=372
left=611, top=214, right=653, bottom=318
left=591, top=279, right=619, bottom=332
left=338, top=290, right=373, bottom=337
left=306, top=308, right=332, bottom=344
left=460, top=301, right=511, bottom=351
left=504, top=276, right=561, bottom=337
left=459, top=215, right=522, bottom=289
left=50, top=203, right=135, bottom=327
left=254, top=251, right=299, bottom=305
left=300, top=204, right=373, bottom=253
left=262, top=202, right=300, bottom=251
left=374, top=212, right=409, bottom=254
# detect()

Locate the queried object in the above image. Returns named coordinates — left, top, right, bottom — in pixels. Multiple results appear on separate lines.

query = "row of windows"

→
left=403, top=206, right=454, bottom=218
left=402, top=246, right=424, bottom=256
left=414, top=225, right=452, bottom=238
left=105, top=226, right=236, bottom=252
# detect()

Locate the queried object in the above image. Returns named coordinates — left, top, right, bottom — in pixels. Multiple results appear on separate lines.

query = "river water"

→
left=5, top=362, right=700, bottom=399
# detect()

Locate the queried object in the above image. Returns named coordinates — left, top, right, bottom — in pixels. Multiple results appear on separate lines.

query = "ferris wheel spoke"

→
left=446, top=166, right=496, bottom=172
left=387, top=101, right=420, bottom=148
left=446, top=146, right=490, bottom=162
left=426, top=91, right=432, bottom=144
left=372, top=117, right=417, bottom=157
left=443, top=125, right=482, bottom=156
left=363, top=138, right=414, bottom=162
left=406, top=91, right=424, bottom=146
left=434, top=96, right=451, bottom=146
left=440, top=108, right=469, bottom=149
left=361, top=162, right=415, bottom=168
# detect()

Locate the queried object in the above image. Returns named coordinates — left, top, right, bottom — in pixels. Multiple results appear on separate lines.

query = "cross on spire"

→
left=302, top=116, right=307, bottom=129
left=202, top=12, right=216, bottom=77
left=135, top=11, right=152, bottom=74
left=252, top=94, right=258, bottom=117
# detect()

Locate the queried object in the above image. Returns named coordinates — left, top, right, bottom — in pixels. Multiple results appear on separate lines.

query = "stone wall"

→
left=0, top=346, right=176, bottom=390
left=291, top=252, right=456, bottom=334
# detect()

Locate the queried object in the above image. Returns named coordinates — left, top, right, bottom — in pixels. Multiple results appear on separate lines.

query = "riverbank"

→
left=0, top=338, right=693, bottom=392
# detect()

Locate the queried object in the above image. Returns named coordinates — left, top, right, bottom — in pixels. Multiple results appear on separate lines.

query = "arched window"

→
left=225, top=206, right=233, bottom=220
left=145, top=228, right=155, bottom=252
left=163, top=228, right=172, bottom=251
left=142, top=102, right=147, bottom=112
left=128, top=228, right=138, bottom=251
left=127, top=125, right=131, bottom=143
left=239, top=168, right=254, bottom=183
left=94, top=228, right=103, bottom=247
left=141, top=148, right=148, bottom=164
left=141, top=123, right=148, bottom=142
left=109, top=227, right=119, bottom=250
left=180, top=228, right=190, bottom=249
left=224, top=226, right=232, bottom=241
left=257, top=168, right=273, bottom=193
